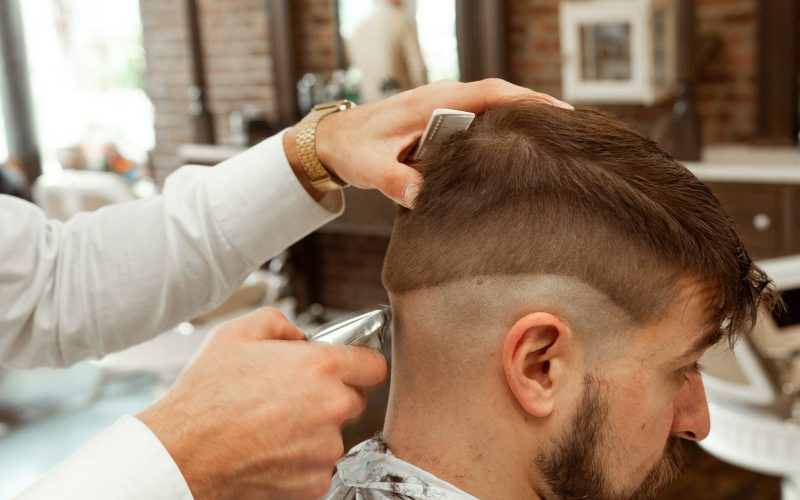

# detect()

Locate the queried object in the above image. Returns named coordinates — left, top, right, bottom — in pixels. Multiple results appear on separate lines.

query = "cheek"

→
left=615, top=383, right=673, bottom=435
left=605, top=378, right=675, bottom=472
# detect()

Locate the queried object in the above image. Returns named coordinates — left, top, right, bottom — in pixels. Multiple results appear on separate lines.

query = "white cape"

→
left=324, top=437, right=478, bottom=500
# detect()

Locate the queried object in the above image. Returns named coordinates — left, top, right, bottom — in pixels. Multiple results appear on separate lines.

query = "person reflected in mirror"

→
left=346, top=0, right=427, bottom=103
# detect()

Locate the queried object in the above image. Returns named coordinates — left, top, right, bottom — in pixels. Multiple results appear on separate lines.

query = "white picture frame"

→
left=560, top=0, right=677, bottom=105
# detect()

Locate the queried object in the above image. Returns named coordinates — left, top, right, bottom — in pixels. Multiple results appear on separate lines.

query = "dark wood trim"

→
left=0, top=0, right=41, bottom=180
left=266, top=0, right=299, bottom=127
left=185, top=0, right=215, bottom=144
left=455, top=0, right=479, bottom=82
left=756, top=0, right=799, bottom=144
left=478, top=0, right=507, bottom=80
left=671, top=0, right=702, bottom=160
left=456, top=0, right=508, bottom=82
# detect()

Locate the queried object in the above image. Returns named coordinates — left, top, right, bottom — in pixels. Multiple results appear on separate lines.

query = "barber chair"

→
left=700, top=254, right=800, bottom=500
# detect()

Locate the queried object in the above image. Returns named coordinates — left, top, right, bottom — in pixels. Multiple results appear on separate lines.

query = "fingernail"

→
left=402, top=183, right=420, bottom=209
left=552, top=98, right=574, bottom=110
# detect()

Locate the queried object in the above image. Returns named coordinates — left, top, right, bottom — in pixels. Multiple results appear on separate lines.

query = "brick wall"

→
left=507, top=0, right=759, bottom=145
left=291, top=0, right=338, bottom=77
left=140, top=0, right=338, bottom=178
left=139, top=0, right=194, bottom=179
left=695, top=0, right=759, bottom=143
left=141, top=0, right=760, bottom=176
left=199, top=0, right=275, bottom=143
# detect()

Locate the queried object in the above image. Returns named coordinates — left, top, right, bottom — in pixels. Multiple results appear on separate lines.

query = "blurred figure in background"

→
left=346, top=0, right=427, bottom=102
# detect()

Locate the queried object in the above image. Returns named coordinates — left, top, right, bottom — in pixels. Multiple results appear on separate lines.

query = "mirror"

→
left=336, top=0, right=459, bottom=103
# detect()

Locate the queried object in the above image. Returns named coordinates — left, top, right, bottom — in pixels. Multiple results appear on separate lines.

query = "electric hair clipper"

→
left=305, top=305, right=392, bottom=353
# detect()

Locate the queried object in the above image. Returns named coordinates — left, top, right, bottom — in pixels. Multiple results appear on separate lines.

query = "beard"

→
left=535, top=375, right=686, bottom=500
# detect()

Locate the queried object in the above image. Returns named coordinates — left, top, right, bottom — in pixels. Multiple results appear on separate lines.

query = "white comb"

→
left=411, top=108, right=475, bottom=161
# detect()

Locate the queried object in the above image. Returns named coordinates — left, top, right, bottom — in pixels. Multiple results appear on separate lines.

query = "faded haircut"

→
left=382, top=100, right=779, bottom=340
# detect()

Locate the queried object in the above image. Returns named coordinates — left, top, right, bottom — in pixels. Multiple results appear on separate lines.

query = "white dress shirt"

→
left=3, top=131, right=343, bottom=499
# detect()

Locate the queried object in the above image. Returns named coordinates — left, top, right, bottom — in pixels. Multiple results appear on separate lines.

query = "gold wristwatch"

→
left=295, top=99, right=355, bottom=192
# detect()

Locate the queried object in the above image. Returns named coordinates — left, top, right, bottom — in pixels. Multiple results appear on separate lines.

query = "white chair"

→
left=700, top=254, right=800, bottom=500
left=32, top=170, right=136, bottom=221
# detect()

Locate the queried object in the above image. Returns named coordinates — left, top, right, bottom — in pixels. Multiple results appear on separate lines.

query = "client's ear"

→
left=502, top=312, right=572, bottom=418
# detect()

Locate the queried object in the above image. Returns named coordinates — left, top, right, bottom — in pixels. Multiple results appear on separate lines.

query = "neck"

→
left=382, top=375, right=543, bottom=500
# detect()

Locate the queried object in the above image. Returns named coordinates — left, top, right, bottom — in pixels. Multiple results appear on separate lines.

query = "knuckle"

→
left=481, top=77, right=503, bottom=91
left=330, top=437, right=345, bottom=460
left=315, top=350, right=340, bottom=376
left=354, top=390, right=368, bottom=415
left=327, top=393, right=354, bottom=420
left=256, top=306, right=285, bottom=324
left=208, top=319, right=236, bottom=341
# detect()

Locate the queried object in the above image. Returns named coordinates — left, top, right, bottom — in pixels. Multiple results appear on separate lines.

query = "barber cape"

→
left=324, top=436, right=478, bottom=500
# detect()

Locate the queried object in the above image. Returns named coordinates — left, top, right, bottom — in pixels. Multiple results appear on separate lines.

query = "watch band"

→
left=295, top=99, right=354, bottom=192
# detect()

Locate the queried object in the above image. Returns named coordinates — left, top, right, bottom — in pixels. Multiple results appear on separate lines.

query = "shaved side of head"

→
left=388, top=275, right=633, bottom=390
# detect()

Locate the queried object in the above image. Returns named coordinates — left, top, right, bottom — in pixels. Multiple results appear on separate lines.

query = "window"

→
left=20, top=0, right=153, bottom=174
left=415, top=0, right=458, bottom=82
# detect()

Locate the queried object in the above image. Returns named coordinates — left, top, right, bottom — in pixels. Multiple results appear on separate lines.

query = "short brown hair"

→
left=382, top=101, right=778, bottom=339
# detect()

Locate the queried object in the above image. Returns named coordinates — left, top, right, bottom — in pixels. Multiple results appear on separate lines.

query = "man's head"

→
left=380, top=101, right=778, bottom=499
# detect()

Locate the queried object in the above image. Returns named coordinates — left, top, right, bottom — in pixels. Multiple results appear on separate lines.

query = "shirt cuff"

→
left=205, top=129, right=345, bottom=267
left=17, top=416, right=192, bottom=500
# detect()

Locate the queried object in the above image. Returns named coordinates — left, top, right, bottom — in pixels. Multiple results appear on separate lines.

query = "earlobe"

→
left=503, top=312, right=570, bottom=418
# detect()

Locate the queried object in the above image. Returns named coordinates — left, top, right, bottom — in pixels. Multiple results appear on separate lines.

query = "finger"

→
left=478, top=78, right=573, bottom=110
left=442, top=79, right=572, bottom=113
left=326, top=344, right=388, bottom=388
left=339, top=385, right=369, bottom=422
left=238, top=307, right=307, bottom=341
left=378, top=162, right=424, bottom=208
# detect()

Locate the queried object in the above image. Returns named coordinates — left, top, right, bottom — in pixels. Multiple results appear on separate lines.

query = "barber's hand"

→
left=285, top=78, right=571, bottom=208
left=137, top=307, right=387, bottom=499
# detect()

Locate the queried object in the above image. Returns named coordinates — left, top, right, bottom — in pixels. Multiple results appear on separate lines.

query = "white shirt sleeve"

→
left=7, top=130, right=345, bottom=499
left=0, top=129, right=343, bottom=368
left=16, top=416, right=193, bottom=500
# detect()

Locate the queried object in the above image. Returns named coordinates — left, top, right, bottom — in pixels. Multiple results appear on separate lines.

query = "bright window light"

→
left=339, top=0, right=459, bottom=84
left=20, top=0, right=154, bottom=174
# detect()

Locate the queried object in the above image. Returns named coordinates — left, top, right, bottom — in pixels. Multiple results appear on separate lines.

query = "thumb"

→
left=380, top=163, right=424, bottom=209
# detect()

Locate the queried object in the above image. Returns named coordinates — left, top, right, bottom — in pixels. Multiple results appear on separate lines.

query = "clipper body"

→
left=305, top=306, right=392, bottom=353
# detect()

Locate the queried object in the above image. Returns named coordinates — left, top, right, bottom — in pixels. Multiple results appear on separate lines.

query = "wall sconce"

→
left=560, top=0, right=677, bottom=105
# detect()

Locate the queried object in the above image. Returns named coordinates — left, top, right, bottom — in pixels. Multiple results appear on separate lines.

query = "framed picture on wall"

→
left=560, top=0, right=677, bottom=105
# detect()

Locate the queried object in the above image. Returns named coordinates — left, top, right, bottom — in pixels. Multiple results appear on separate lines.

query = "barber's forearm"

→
left=0, top=131, right=342, bottom=368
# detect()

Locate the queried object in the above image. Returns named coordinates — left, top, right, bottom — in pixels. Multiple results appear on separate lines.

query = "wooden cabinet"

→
left=703, top=182, right=797, bottom=260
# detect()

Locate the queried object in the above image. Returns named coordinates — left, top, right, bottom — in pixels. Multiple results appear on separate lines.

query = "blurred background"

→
left=0, top=0, right=798, bottom=498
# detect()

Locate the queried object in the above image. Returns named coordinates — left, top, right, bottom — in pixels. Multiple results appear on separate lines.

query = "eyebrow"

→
left=677, top=327, right=724, bottom=361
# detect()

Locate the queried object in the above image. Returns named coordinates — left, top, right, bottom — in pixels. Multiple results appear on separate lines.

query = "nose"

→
left=670, top=374, right=711, bottom=441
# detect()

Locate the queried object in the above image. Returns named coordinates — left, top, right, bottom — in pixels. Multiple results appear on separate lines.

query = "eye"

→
left=679, top=361, right=704, bottom=383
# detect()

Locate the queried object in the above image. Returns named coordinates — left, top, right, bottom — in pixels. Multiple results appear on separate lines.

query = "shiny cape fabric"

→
left=324, top=436, right=478, bottom=500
